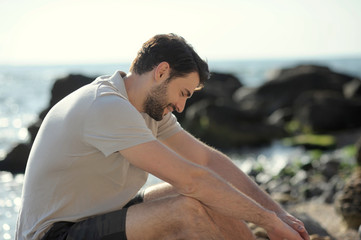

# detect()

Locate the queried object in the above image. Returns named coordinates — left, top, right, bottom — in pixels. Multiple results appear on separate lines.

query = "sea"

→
left=1, top=56, right=361, bottom=239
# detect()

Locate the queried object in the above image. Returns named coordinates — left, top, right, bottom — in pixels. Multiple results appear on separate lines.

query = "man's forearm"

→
left=206, top=148, right=285, bottom=214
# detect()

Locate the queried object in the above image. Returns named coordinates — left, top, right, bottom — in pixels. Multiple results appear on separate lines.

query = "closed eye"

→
left=182, top=89, right=192, bottom=98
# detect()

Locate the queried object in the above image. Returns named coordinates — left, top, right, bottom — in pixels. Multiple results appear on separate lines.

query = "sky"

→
left=0, top=0, right=361, bottom=65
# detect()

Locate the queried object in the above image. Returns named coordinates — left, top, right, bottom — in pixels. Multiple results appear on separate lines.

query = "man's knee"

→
left=173, top=196, right=215, bottom=228
left=174, top=196, right=256, bottom=240
left=171, top=196, right=223, bottom=239
left=174, top=195, right=207, bottom=217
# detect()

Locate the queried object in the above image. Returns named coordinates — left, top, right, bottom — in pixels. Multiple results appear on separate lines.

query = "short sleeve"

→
left=83, top=95, right=156, bottom=157
left=156, top=113, right=183, bottom=141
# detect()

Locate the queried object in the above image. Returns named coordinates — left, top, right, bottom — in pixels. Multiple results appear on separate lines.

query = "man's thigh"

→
left=126, top=192, right=256, bottom=240
left=126, top=195, right=186, bottom=240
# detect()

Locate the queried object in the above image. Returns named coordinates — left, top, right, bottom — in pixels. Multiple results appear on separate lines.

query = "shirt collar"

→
left=108, top=71, right=129, bottom=100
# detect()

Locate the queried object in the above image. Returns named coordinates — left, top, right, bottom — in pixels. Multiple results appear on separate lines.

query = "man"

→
left=16, top=34, right=309, bottom=240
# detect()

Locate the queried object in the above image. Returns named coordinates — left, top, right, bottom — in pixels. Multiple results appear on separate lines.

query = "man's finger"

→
left=296, top=225, right=310, bottom=240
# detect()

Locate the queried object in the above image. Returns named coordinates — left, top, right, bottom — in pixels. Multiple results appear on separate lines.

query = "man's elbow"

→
left=176, top=166, right=211, bottom=197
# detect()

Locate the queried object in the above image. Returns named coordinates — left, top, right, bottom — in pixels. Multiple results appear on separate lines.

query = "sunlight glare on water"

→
left=0, top=172, right=23, bottom=240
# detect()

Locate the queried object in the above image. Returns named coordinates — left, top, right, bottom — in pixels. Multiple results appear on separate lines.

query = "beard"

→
left=143, top=80, right=172, bottom=121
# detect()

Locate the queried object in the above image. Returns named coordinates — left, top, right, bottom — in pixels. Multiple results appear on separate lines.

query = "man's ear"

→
left=154, top=62, right=171, bottom=83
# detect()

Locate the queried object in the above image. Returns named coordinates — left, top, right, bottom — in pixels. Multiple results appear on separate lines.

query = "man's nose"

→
left=175, top=99, right=187, bottom=113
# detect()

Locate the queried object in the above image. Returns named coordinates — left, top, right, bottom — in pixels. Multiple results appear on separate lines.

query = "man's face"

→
left=143, top=72, right=200, bottom=121
left=143, top=79, right=171, bottom=121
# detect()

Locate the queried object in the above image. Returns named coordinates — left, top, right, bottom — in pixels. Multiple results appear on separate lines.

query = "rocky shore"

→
left=1, top=64, right=361, bottom=239
left=245, top=139, right=361, bottom=240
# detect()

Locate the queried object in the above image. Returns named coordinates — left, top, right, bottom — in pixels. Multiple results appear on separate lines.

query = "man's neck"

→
left=123, top=72, right=152, bottom=113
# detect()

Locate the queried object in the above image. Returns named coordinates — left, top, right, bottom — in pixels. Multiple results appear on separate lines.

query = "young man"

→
left=16, top=34, right=309, bottom=240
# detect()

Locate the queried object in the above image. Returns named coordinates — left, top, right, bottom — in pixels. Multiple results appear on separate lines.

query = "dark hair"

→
left=130, top=33, right=209, bottom=88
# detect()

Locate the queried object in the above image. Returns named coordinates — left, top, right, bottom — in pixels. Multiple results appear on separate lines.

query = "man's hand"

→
left=263, top=212, right=307, bottom=240
left=277, top=212, right=310, bottom=240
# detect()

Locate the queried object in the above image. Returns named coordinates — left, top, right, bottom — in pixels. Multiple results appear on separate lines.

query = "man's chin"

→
left=149, top=114, right=164, bottom=121
left=145, top=109, right=167, bottom=121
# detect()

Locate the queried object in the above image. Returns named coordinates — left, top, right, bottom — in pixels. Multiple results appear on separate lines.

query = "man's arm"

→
left=119, top=139, right=304, bottom=240
left=162, top=130, right=309, bottom=239
left=162, top=130, right=283, bottom=212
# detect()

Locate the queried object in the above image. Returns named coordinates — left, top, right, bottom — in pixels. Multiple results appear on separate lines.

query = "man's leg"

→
left=204, top=205, right=257, bottom=240
left=126, top=182, right=256, bottom=240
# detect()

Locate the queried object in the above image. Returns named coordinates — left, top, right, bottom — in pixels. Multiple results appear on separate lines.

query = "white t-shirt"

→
left=16, top=71, right=182, bottom=240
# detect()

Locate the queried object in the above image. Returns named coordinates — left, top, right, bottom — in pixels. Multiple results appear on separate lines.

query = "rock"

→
left=291, top=212, right=332, bottom=237
left=320, top=175, right=345, bottom=204
left=41, top=74, right=94, bottom=119
left=293, top=90, right=361, bottom=132
left=174, top=72, right=243, bottom=122
left=290, top=170, right=308, bottom=186
left=332, top=127, right=361, bottom=148
left=335, top=168, right=361, bottom=229
left=27, top=119, right=42, bottom=143
left=267, top=107, right=293, bottom=126
left=304, top=185, right=325, bottom=200
left=234, top=64, right=361, bottom=145
left=183, top=100, right=287, bottom=148
left=205, top=72, right=243, bottom=100
left=0, top=143, right=31, bottom=174
left=234, top=64, right=355, bottom=119
left=356, top=137, right=361, bottom=166
left=335, top=140, right=361, bottom=229
left=319, top=156, right=341, bottom=181
left=344, top=78, right=361, bottom=99
left=175, top=71, right=292, bottom=148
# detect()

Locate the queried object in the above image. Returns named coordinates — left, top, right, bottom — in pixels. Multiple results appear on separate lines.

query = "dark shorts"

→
left=41, top=190, right=145, bottom=240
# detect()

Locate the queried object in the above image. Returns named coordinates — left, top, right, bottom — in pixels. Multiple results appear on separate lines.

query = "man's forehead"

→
left=177, top=73, right=199, bottom=92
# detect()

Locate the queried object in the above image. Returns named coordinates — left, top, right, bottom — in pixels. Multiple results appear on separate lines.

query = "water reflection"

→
left=0, top=172, right=23, bottom=240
